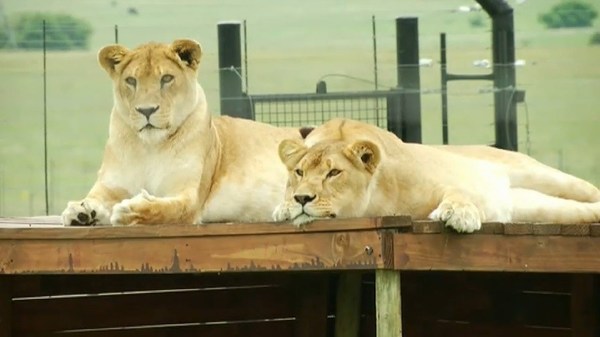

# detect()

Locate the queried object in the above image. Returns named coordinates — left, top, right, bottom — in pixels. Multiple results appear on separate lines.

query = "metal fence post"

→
left=217, top=21, right=252, bottom=119
left=491, top=11, right=518, bottom=151
left=477, top=0, right=518, bottom=150
left=393, top=17, right=422, bottom=143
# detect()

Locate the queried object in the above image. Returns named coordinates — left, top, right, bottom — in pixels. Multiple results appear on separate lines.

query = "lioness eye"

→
left=125, top=76, right=136, bottom=87
left=295, top=169, right=304, bottom=177
left=161, top=74, right=174, bottom=84
left=327, top=169, right=341, bottom=178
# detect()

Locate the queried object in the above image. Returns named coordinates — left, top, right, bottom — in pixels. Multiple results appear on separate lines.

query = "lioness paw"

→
left=429, top=201, right=481, bottom=233
left=291, top=213, right=315, bottom=227
left=111, top=189, right=156, bottom=226
left=62, top=199, right=111, bottom=226
left=272, top=201, right=303, bottom=223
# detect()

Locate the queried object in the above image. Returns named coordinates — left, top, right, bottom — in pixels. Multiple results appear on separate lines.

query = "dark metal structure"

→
left=441, top=0, right=522, bottom=150
left=217, top=0, right=520, bottom=149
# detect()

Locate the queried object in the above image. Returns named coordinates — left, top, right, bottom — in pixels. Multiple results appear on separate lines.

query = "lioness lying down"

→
left=61, top=39, right=304, bottom=226
left=273, top=118, right=600, bottom=232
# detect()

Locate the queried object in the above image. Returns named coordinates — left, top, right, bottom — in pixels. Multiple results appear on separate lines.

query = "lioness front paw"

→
left=272, top=201, right=303, bottom=223
left=111, top=189, right=156, bottom=226
left=62, top=199, right=111, bottom=226
left=429, top=201, right=482, bottom=233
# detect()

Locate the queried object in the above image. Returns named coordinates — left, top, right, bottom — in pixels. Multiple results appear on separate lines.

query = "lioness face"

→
left=278, top=138, right=381, bottom=224
left=98, top=39, right=203, bottom=143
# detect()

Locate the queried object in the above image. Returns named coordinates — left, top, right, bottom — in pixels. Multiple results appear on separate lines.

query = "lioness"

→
left=62, top=39, right=303, bottom=226
left=274, top=118, right=600, bottom=232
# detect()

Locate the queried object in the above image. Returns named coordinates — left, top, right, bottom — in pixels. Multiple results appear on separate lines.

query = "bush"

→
left=0, top=12, right=92, bottom=50
left=469, top=15, right=486, bottom=29
left=590, top=32, right=600, bottom=45
left=539, top=1, right=598, bottom=28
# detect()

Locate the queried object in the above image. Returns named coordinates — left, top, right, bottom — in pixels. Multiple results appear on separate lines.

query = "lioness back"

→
left=200, top=116, right=303, bottom=223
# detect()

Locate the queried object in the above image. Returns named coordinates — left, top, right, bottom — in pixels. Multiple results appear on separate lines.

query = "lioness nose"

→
left=294, top=194, right=316, bottom=206
left=135, top=105, right=160, bottom=119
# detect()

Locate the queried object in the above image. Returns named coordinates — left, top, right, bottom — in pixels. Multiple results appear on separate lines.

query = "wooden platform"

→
left=1, top=216, right=599, bottom=336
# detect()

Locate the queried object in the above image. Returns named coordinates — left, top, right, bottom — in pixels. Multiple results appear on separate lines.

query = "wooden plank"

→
left=561, top=224, right=590, bottom=236
left=478, top=222, right=505, bottom=234
left=0, top=216, right=61, bottom=225
left=13, top=285, right=293, bottom=334
left=570, top=274, right=598, bottom=337
left=504, top=223, right=533, bottom=235
left=590, top=223, right=600, bottom=237
left=11, top=272, right=294, bottom=298
left=533, top=224, right=561, bottom=235
left=0, top=231, right=382, bottom=274
left=380, top=216, right=412, bottom=230
left=393, top=233, right=600, bottom=272
left=520, top=292, right=571, bottom=328
left=16, top=319, right=295, bottom=337
left=430, top=321, right=571, bottom=337
left=375, top=270, right=402, bottom=337
left=0, top=217, right=384, bottom=238
left=411, top=221, right=443, bottom=234
left=293, top=273, right=329, bottom=337
left=334, top=272, right=362, bottom=337
left=0, top=276, right=11, bottom=337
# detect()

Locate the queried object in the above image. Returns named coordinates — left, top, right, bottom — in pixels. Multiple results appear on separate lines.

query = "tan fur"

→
left=273, top=118, right=600, bottom=233
left=61, top=39, right=302, bottom=226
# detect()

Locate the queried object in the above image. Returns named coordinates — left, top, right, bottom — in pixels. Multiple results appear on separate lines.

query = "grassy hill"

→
left=0, top=0, right=599, bottom=215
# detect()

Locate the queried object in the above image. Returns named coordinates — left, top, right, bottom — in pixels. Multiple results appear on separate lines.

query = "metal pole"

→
left=440, top=33, right=449, bottom=145
left=491, top=12, right=517, bottom=150
left=476, top=0, right=518, bottom=150
left=217, top=21, right=250, bottom=119
left=372, top=15, right=380, bottom=124
left=394, top=17, right=422, bottom=143
left=372, top=15, right=379, bottom=90
left=42, top=20, right=49, bottom=215
left=114, top=24, right=119, bottom=44
left=243, top=19, right=249, bottom=93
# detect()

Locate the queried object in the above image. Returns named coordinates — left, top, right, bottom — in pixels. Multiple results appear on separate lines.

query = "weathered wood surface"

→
left=394, top=232, right=600, bottom=272
left=0, top=217, right=399, bottom=274
left=1, top=216, right=599, bottom=274
left=375, top=270, right=402, bottom=337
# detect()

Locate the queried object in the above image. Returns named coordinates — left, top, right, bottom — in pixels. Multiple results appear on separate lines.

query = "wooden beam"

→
left=334, top=272, right=363, bottom=337
left=375, top=270, right=402, bottom=337
left=394, top=233, right=600, bottom=272
left=0, top=231, right=382, bottom=274
left=571, top=274, right=598, bottom=337
left=0, top=217, right=391, bottom=238
left=0, top=276, right=12, bottom=337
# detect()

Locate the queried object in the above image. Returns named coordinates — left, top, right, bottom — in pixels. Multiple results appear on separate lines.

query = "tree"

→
left=590, top=32, right=600, bottom=45
left=0, top=12, right=92, bottom=50
left=539, top=1, right=598, bottom=29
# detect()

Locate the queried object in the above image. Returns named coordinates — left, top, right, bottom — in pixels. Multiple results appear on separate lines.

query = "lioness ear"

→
left=171, top=39, right=202, bottom=70
left=98, top=44, right=129, bottom=77
left=343, top=140, right=381, bottom=173
left=279, top=139, right=307, bottom=170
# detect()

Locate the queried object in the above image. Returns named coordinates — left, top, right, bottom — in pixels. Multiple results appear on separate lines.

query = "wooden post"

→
left=571, top=274, right=598, bottom=337
left=335, top=272, right=362, bottom=337
left=376, top=270, right=402, bottom=337
left=0, top=276, right=12, bottom=337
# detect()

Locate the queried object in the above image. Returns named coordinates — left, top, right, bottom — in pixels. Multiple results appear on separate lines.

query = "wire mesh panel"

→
left=249, top=91, right=400, bottom=129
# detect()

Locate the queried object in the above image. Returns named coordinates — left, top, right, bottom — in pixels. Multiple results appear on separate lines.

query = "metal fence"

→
left=217, top=0, right=520, bottom=149
left=250, top=90, right=398, bottom=129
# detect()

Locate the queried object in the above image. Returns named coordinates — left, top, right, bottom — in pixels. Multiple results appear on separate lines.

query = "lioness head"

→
left=277, top=138, right=381, bottom=225
left=98, top=39, right=204, bottom=143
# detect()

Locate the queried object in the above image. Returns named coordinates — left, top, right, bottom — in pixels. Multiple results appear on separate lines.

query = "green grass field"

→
left=0, top=0, right=599, bottom=216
